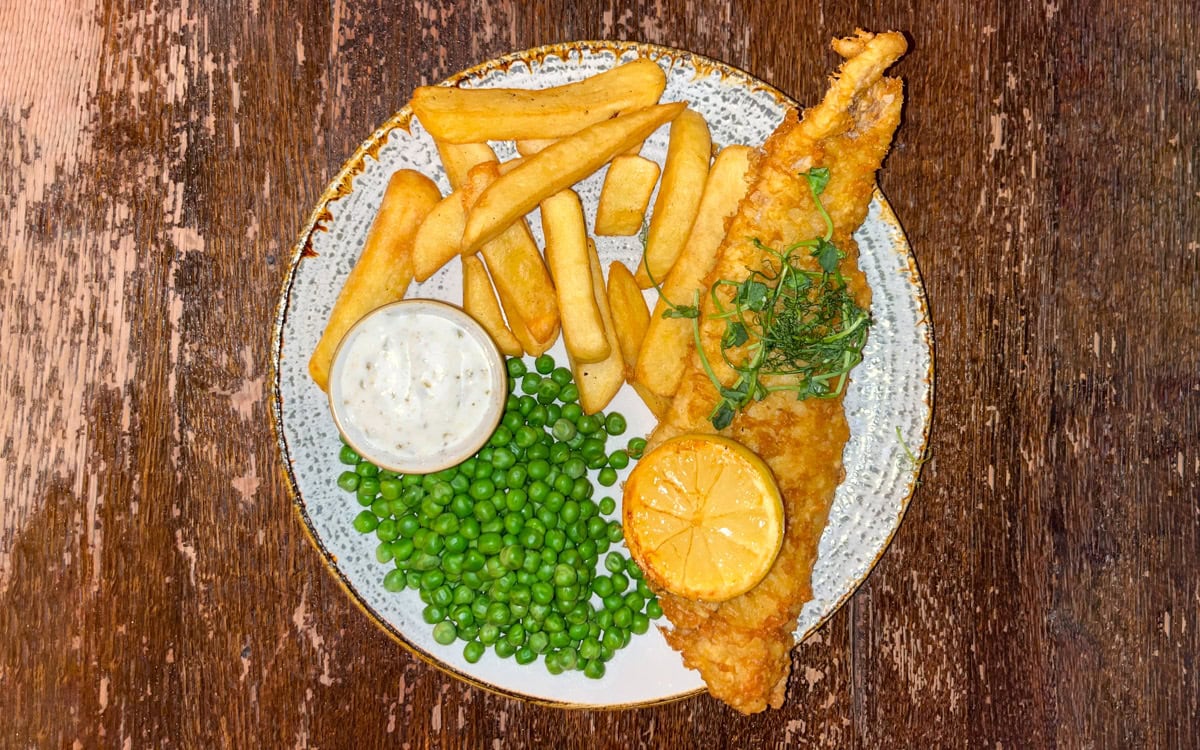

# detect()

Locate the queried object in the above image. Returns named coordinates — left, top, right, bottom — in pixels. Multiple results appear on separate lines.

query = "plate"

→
left=271, top=41, right=933, bottom=708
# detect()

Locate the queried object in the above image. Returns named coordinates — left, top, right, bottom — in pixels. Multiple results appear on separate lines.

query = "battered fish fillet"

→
left=645, top=30, right=907, bottom=714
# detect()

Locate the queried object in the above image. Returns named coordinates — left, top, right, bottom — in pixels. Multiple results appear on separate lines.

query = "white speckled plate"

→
left=271, top=41, right=933, bottom=708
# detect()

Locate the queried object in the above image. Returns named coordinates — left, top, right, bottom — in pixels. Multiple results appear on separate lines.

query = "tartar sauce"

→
left=328, top=300, right=505, bottom=473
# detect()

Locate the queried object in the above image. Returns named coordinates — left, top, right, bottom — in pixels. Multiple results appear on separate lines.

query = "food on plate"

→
left=333, top=352, right=663, bottom=677
left=496, top=158, right=524, bottom=176
left=634, top=108, right=712, bottom=287
left=594, top=154, right=662, bottom=236
left=411, top=189, right=468, bottom=282
left=461, top=102, right=687, bottom=253
left=567, top=240, right=626, bottom=414
left=427, top=145, right=561, bottom=344
left=604, top=261, right=651, bottom=376
left=640, top=29, right=907, bottom=714
left=634, top=144, right=753, bottom=399
left=493, top=280, right=559, bottom=356
left=435, top=141, right=498, bottom=189
left=623, top=434, right=784, bottom=601
left=461, top=255, right=522, bottom=356
left=308, top=169, right=441, bottom=391
left=412, top=58, right=667, bottom=143
left=515, top=138, right=554, bottom=156
left=478, top=210, right=559, bottom=347
left=326, top=301, right=506, bottom=473
left=541, top=190, right=611, bottom=363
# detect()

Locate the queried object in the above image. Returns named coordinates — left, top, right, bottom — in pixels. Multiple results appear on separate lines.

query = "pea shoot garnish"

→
left=644, top=167, right=872, bottom=430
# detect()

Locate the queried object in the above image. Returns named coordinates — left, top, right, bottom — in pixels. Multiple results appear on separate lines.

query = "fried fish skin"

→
left=645, top=29, right=907, bottom=715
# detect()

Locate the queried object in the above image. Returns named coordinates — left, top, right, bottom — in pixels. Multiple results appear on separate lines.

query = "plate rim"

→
left=268, top=38, right=934, bottom=710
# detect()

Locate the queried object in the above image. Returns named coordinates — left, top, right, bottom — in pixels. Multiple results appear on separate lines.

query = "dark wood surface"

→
left=2, top=1, right=1197, bottom=746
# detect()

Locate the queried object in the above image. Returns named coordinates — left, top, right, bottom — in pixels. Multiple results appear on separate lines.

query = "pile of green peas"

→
left=334, top=354, right=660, bottom=678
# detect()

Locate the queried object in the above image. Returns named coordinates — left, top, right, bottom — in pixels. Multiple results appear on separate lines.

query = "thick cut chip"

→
left=623, top=434, right=784, bottom=602
left=541, top=190, right=609, bottom=363
left=461, top=255, right=522, bottom=356
left=412, top=190, right=469, bottom=282
left=435, top=141, right=498, bottom=189
left=567, top=240, right=625, bottom=414
left=493, top=279, right=559, bottom=356
left=412, top=58, right=667, bottom=143
left=634, top=145, right=753, bottom=399
left=308, top=169, right=441, bottom=391
left=462, top=102, right=686, bottom=253
left=604, top=261, right=650, bottom=376
left=634, top=108, right=712, bottom=287
left=594, top=155, right=662, bottom=236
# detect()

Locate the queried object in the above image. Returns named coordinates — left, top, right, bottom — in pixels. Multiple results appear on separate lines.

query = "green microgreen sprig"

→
left=642, top=167, right=872, bottom=430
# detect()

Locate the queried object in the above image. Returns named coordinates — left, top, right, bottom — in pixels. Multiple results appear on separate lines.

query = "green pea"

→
left=604, top=413, right=627, bottom=436
left=559, top=383, right=580, bottom=403
left=527, top=405, right=548, bottom=428
left=353, top=511, right=379, bottom=533
left=337, top=471, right=361, bottom=492
left=492, top=450, right=516, bottom=471
left=646, top=598, right=663, bottom=619
left=577, top=415, right=601, bottom=434
left=338, top=444, right=361, bottom=465
left=583, top=659, right=606, bottom=679
left=383, top=569, right=406, bottom=592
left=375, top=542, right=395, bottom=564
left=560, top=500, right=580, bottom=525
left=547, top=443, right=568, bottom=465
left=631, top=613, right=650, bottom=635
left=463, top=640, right=485, bottom=663
left=597, top=467, right=618, bottom=487
left=613, top=607, right=633, bottom=629
left=379, top=477, right=403, bottom=499
left=561, top=403, right=583, bottom=422
left=391, top=538, right=415, bottom=563
left=580, top=637, right=601, bottom=661
left=507, top=358, right=527, bottom=378
left=608, top=450, right=630, bottom=470
left=515, top=426, right=540, bottom=448
left=552, top=418, right=577, bottom=442
left=376, top=518, right=400, bottom=542
left=551, top=474, right=573, bottom=495
left=627, top=437, right=647, bottom=458
left=598, top=496, right=616, bottom=516
left=518, top=395, right=537, bottom=415
left=521, top=373, right=542, bottom=394
left=534, top=355, right=555, bottom=374
left=581, top=438, right=607, bottom=461
left=553, top=564, right=577, bottom=587
left=356, top=462, right=379, bottom=477
left=604, top=552, right=624, bottom=573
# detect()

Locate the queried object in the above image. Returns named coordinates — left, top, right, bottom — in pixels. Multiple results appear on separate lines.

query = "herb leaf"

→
left=663, top=305, right=699, bottom=319
left=735, top=279, right=770, bottom=311
left=814, top=238, right=843, bottom=274
left=722, top=321, right=749, bottom=348
left=804, top=167, right=831, bottom=196
left=691, top=166, right=872, bottom=429
left=710, top=403, right=735, bottom=430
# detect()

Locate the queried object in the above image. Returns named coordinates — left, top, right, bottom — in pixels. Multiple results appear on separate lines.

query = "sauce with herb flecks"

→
left=329, top=302, right=504, bottom=473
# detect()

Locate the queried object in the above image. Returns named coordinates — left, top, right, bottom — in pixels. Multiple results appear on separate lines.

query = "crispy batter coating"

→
left=645, top=30, right=907, bottom=714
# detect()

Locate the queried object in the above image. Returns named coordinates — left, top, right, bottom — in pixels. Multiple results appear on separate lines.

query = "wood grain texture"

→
left=1, top=0, right=1196, bottom=747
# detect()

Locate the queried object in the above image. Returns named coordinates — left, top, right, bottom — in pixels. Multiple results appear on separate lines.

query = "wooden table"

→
left=2, top=1, right=1197, bottom=746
